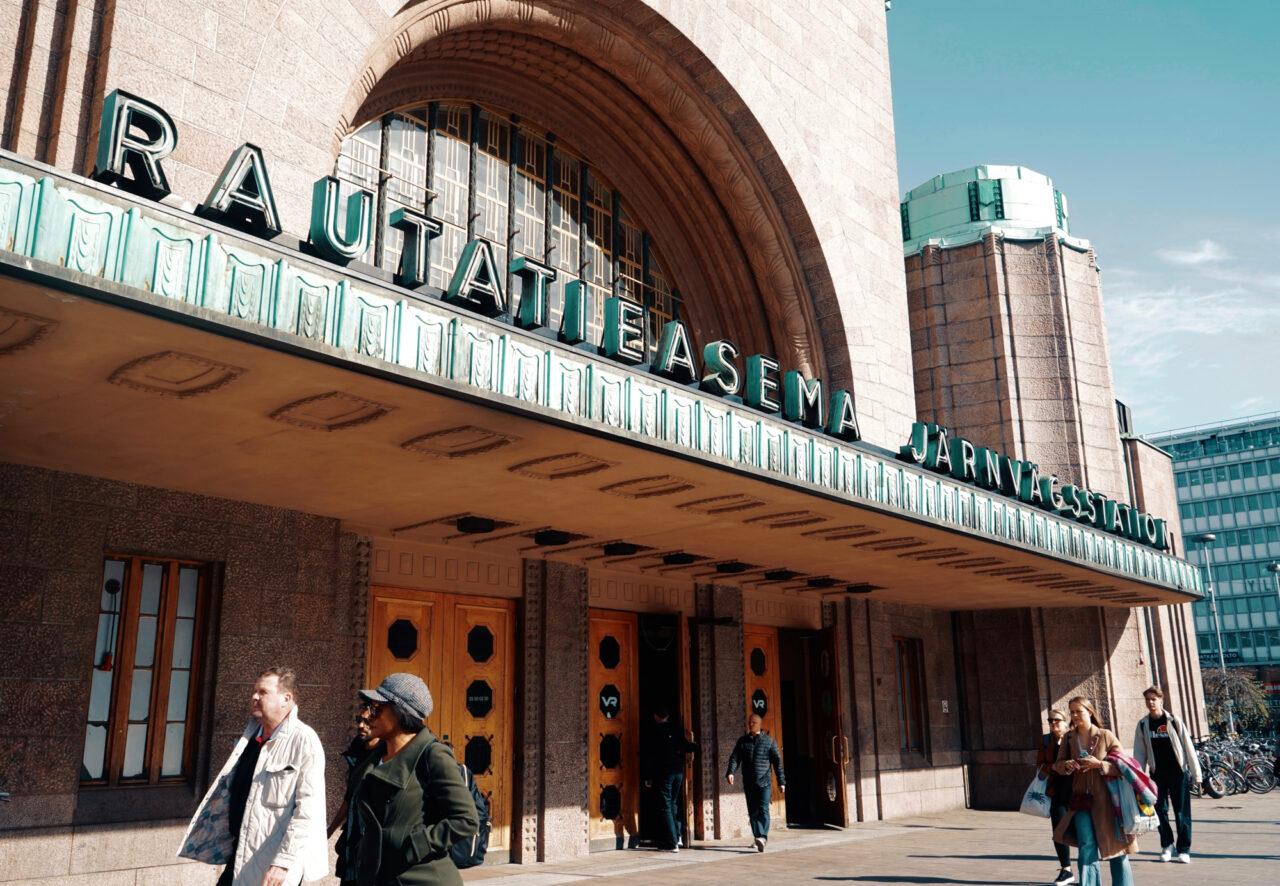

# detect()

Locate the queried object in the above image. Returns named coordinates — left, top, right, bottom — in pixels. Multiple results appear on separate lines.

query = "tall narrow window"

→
left=82, top=556, right=206, bottom=786
left=893, top=636, right=928, bottom=755
left=335, top=102, right=688, bottom=353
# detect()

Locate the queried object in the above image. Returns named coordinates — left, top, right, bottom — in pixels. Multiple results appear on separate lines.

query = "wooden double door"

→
left=587, top=609, right=694, bottom=847
left=368, top=588, right=514, bottom=851
left=743, top=624, right=848, bottom=828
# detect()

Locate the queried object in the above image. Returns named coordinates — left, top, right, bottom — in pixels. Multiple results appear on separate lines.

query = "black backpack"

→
left=449, top=763, right=490, bottom=869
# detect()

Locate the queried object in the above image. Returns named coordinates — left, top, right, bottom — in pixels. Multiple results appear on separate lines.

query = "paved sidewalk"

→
left=463, top=791, right=1280, bottom=885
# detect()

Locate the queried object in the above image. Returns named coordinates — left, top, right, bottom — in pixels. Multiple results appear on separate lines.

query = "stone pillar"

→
left=690, top=583, right=747, bottom=840
left=516, top=559, right=590, bottom=862
left=843, top=598, right=881, bottom=821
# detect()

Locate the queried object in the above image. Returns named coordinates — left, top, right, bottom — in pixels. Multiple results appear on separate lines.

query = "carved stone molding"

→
left=107, top=350, right=245, bottom=398
left=598, top=475, right=695, bottom=499
left=269, top=391, right=393, bottom=431
left=0, top=306, right=58, bottom=355
left=508, top=452, right=616, bottom=480
left=401, top=425, right=519, bottom=458
left=800, top=524, right=879, bottom=542
left=351, top=536, right=372, bottom=697
left=338, top=1, right=836, bottom=380
left=741, top=510, right=826, bottom=529
left=677, top=494, right=765, bottom=515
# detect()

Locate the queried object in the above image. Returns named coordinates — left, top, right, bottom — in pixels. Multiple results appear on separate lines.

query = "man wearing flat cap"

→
left=337, top=673, right=478, bottom=886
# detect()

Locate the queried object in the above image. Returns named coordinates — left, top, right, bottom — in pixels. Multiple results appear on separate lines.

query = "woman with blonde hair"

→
left=1052, top=697, right=1137, bottom=886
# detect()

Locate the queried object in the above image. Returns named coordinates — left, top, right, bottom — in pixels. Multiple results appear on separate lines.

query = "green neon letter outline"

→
left=310, top=176, right=372, bottom=263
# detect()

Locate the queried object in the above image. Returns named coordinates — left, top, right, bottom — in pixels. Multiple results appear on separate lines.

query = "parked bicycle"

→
left=1191, top=736, right=1275, bottom=797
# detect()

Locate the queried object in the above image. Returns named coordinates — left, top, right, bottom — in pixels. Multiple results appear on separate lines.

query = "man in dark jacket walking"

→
left=641, top=707, right=697, bottom=851
left=725, top=713, right=785, bottom=852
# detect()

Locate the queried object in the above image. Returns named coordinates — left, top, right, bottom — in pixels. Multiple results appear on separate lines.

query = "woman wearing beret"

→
left=336, top=673, right=478, bottom=886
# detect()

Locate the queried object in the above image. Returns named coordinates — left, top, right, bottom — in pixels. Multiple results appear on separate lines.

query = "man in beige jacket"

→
left=179, top=667, right=328, bottom=885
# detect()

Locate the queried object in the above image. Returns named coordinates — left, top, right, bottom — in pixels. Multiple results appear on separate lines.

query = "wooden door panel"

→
left=588, top=610, right=638, bottom=844
left=368, top=588, right=514, bottom=851
left=367, top=597, right=444, bottom=736
left=451, top=599, right=514, bottom=853
left=742, top=625, right=784, bottom=819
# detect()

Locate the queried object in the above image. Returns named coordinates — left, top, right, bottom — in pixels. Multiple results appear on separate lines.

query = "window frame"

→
left=893, top=636, right=929, bottom=757
left=81, top=555, right=209, bottom=789
left=334, top=101, right=690, bottom=358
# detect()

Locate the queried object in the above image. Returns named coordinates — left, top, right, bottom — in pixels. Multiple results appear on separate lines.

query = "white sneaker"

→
left=1053, top=867, right=1076, bottom=885
left=1177, top=852, right=1191, bottom=864
left=754, top=837, right=766, bottom=853
left=1160, top=844, right=1173, bottom=862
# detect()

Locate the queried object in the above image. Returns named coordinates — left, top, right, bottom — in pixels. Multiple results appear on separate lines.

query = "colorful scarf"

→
left=1104, top=750, right=1158, bottom=838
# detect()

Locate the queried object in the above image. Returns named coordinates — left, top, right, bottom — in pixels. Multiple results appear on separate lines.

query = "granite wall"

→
left=0, top=462, right=360, bottom=885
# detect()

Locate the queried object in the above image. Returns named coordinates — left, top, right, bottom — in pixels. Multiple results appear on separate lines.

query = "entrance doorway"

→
left=743, top=625, right=848, bottom=829
left=635, top=612, right=693, bottom=849
left=587, top=609, right=693, bottom=850
left=368, top=588, right=515, bottom=852
left=588, top=609, right=639, bottom=847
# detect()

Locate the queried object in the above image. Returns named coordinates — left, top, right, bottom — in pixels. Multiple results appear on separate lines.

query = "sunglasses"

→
left=1048, top=718, right=1065, bottom=724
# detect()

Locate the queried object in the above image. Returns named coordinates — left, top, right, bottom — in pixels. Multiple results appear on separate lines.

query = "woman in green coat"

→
left=337, top=674, right=478, bottom=886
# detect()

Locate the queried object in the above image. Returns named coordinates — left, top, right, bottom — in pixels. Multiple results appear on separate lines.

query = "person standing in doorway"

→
left=178, top=667, right=329, bottom=886
left=642, top=707, right=697, bottom=852
left=725, top=712, right=785, bottom=852
left=1132, top=685, right=1201, bottom=864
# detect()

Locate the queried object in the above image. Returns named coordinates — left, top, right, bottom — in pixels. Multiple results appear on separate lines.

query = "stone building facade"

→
left=1, top=3, right=1203, bottom=884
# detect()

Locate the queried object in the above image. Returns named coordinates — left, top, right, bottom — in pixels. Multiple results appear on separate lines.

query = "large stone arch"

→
left=335, top=0, right=847, bottom=382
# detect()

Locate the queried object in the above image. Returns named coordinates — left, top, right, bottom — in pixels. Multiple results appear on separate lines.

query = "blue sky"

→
left=887, top=0, right=1280, bottom=436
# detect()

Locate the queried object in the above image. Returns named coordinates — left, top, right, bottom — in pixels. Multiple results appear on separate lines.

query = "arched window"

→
left=336, top=103, right=686, bottom=357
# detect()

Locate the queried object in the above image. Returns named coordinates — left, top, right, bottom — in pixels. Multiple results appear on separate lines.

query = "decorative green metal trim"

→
left=0, top=153, right=1202, bottom=600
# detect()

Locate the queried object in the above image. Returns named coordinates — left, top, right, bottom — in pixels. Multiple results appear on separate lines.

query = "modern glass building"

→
left=1149, top=413, right=1280, bottom=717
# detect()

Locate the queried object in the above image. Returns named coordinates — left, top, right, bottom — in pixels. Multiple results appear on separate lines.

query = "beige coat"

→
left=1051, top=726, right=1138, bottom=860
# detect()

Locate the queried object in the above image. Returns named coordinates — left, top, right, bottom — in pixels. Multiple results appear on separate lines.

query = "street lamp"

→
left=1195, top=533, right=1235, bottom=736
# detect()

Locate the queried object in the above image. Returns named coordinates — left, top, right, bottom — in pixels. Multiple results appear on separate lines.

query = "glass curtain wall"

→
left=336, top=103, right=687, bottom=359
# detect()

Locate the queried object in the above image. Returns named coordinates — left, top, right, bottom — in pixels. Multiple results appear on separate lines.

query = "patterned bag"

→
left=1019, top=772, right=1052, bottom=817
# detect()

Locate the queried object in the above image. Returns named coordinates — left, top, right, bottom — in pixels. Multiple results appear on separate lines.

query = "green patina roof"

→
left=901, top=165, right=1089, bottom=255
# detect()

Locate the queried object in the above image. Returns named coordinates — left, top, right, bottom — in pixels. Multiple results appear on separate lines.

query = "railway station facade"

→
left=0, top=1, right=1206, bottom=882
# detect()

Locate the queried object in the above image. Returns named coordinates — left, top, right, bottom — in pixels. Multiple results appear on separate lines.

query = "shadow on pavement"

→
left=816, top=878, right=1038, bottom=885
left=1194, top=819, right=1280, bottom=825
left=907, top=854, right=1053, bottom=862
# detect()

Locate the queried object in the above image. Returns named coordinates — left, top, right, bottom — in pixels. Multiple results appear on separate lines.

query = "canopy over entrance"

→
left=0, top=156, right=1200, bottom=609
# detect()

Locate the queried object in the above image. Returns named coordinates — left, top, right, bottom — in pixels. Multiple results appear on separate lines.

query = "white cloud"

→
left=1105, top=278, right=1280, bottom=431
left=1107, top=285, right=1267, bottom=341
left=1155, top=239, right=1231, bottom=266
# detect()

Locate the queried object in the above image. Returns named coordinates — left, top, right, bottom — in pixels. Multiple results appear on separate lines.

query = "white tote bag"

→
left=1019, top=771, right=1052, bottom=817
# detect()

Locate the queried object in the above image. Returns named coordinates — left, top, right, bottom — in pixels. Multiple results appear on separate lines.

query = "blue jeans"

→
left=655, top=772, right=683, bottom=849
left=1153, top=767, right=1192, bottom=852
left=1074, top=809, right=1133, bottom=886
left=745, top=783, right=771, bottom=839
